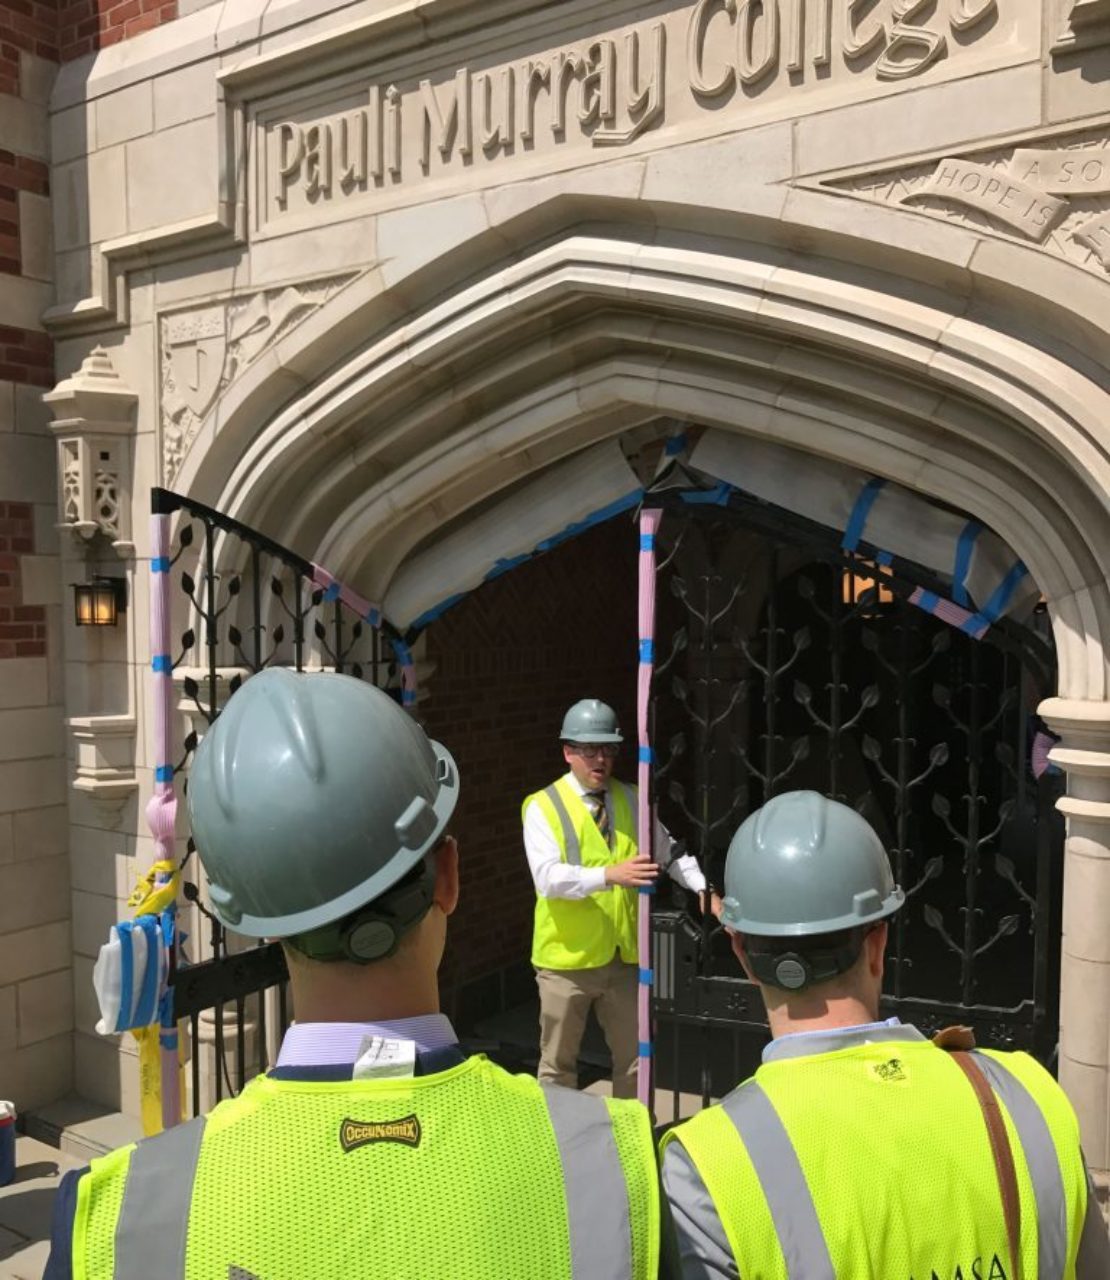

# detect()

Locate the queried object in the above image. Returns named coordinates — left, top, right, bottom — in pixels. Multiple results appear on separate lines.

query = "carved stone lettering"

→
left=824, top=127, right=1110, bottom=277
left=738, top=1, right=780, bottom=87
left=1011, top=147, right=1110, bottom=195
left=844, top=0, right=886, bottom=61
left=688, top=0, right=736, bottom=97
left=1073, top=212, right=1110, bottom=269
left=902, top=159, right=1066, bottom=240
left=878, top=0, right=947, bottom=80
left=949, top=0, right=997, bottom=32
left=256, top=0, right=1028, bottom=235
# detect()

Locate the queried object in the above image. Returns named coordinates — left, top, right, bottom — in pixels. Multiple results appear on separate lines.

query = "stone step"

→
left=21, top=1095, right=143, bottom=1165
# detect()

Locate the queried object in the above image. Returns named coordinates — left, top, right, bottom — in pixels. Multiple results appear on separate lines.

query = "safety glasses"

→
left=567, top=743, right=619, bottom=760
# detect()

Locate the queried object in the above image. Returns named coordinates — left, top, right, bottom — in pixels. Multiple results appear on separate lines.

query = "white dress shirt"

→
left=523, top=771, right=707, bottom=899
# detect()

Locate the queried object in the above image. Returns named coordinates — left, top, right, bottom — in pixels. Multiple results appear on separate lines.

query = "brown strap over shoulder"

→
left=934, top=1027, right=1023, bottom=1280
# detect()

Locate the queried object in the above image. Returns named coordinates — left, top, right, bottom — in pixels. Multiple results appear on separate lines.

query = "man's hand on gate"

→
left=605, top=855, right=660, bottom=887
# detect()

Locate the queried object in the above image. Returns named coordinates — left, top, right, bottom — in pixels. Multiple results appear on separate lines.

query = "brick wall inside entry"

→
left=420, top=515, right=639, bottom=1024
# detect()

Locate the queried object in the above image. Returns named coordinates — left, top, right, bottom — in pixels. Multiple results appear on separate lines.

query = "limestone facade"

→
left=0, top=0, right=1108, bottom=1180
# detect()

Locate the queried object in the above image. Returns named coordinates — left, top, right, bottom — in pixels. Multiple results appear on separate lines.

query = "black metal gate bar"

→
left=649, top=495, right=1062, bottom=1107
left=152, top=487, right=400, bottom=1115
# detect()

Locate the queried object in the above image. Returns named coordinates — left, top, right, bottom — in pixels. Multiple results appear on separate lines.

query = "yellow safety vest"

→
left=74, top=1054, right=658, bottom=1280
left=525, top=776, right=640, bottom=970
left=661, top=1035, right=1089, bottom=1279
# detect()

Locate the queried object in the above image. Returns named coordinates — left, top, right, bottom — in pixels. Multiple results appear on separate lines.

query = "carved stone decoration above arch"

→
left=159, top=272, right=361, bottom=483
left=816, top=122, right=1110, bottom=278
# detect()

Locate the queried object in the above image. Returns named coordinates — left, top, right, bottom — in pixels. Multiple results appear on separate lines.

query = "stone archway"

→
left=173, top=200, right=1110, bottom=1170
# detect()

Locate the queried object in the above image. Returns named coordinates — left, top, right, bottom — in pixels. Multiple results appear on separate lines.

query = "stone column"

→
left=1039, top=697, right=1110, bottom=1183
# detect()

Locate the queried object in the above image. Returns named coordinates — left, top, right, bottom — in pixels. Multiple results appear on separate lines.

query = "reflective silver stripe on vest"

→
left=543, top=1084, right=634, bottom=1280
left=721, top=1082, right=835, bottom=1280
left=973, top=1052, right=1068, bottom=1280
left=544, top=784, right=582, bottom=866
left=114, top=1115, right=206, bottom=1280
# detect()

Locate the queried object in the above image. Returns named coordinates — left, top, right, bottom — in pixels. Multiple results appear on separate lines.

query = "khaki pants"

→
left=535, top=957, right=639, bottom=1099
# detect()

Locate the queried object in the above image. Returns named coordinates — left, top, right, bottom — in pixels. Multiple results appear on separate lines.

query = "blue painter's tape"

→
left=411, top=489, right=645, bottom=630
left=365, top=608, right=382, bottom=628
left=916, top=590, right=939, bottom=613
left=402, top=690, right=417, bottom=706
left=639, top=639, right=654, bottom=663
left=842, top=478, right=886, bottom=552
left=485, top=554, right=531, bottom=583
left=155, top=765, right=173, bottom=783
left=535, top=489, right=644, bottom=553
left=681, top=482, right=733, bottom=507
left=875, top=550, right=893, bottom=567
left=392, top=640, right=413, bottom=666
left=640, top=534, right=655, bottom=552
left=133, top=916, right=161, bottom=1029
left=638, top=1042, right=653, bottom=1058
left=408, top=592, right=468, bottom=632
left=638, top=968, right=654, bottom=984
left=117, top=922, right=134, bottom=1033
left=638, top=746, right=654, bottom=764
left=665, top=434, right=688, bottom=456
left=159, top=1030, right=179, bottom=1051
left=151, top=654, right=172, bottom=674
left=151, top=557, right=170, bottom=574
left=638, top=883, right=656, bottom=896
left=323, top=582, right=341, bottom=602
left=952, top=520, right=983, bottom=608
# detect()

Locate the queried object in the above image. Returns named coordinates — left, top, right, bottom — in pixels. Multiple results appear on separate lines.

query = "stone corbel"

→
left=1053, top=0, right=1110, bottom=54
left=66, top=713, right=139, bottom=820
left=43, top=348, right=138, bottom=559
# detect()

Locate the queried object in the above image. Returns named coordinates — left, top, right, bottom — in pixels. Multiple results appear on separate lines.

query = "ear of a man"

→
left=434, top=837, right=460, bottom=917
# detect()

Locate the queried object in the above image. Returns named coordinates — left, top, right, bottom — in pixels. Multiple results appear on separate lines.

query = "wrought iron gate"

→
left=153, top=488, right=401, bottom=1113
left=649, top=498, right=1062, bottom=1110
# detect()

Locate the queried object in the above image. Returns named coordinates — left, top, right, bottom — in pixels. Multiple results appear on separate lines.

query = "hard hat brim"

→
left=720, top=886, right=905, bottom=937
left=209, top=738, right=460, bottom=939
left=560, top=731, right=623, bottom=744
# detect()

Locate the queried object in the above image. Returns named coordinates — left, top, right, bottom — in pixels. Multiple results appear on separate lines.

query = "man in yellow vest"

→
left=660, top=789, right=1110, bottom=1279
left=46, top=670, right=659, bottom=1280
left=524, top=698, right=714, bottom=1100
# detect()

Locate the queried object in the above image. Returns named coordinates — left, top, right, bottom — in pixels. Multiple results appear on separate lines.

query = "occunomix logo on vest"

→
left=339, top=1114, right=423, bottom=1151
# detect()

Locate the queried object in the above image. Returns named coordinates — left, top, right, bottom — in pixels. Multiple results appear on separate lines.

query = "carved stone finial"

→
left=44, top=346, right=138, bottom=557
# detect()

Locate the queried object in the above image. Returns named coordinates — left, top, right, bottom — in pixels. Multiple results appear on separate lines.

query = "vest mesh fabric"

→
left=664, top=1039, right=1088, bottom=1280
left=526, top=777, right=639, bottom=969
left=610, top=1099, right=656, bottom=1280
left=75, top=1142, right=134, bottom=1280
left=77, top=1054, right=658, bottom=1280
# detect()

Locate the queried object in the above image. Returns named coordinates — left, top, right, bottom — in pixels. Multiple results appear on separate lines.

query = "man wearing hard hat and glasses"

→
left=660, top=789, right=1109, bottom=1278
left=47, top=671, right=660, bottom=1280
left=523, top=698, right=716, bottom=1100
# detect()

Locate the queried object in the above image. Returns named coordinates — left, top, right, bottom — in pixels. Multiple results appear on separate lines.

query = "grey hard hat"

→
left=559, top=699, right=623, bottom=743
left=187, top=668, right=458, bottom=939
left=721, top=790, right=903, bottom=937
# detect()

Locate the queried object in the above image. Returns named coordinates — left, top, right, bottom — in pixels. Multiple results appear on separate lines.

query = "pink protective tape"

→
left=636, top=508, right=663, bottom=1107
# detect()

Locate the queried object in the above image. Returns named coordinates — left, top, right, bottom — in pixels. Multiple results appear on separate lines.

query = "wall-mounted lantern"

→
left=74, top=576, right=127, bottom=627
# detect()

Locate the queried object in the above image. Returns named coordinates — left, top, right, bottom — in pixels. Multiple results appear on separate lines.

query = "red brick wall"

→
left=57, top=0, right=177, bottom=60
left=420, top=517, right=639, bottom=1005
left=0, top=2, right=59, bottom=79
left=0, top=1, right=178, bottom=66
